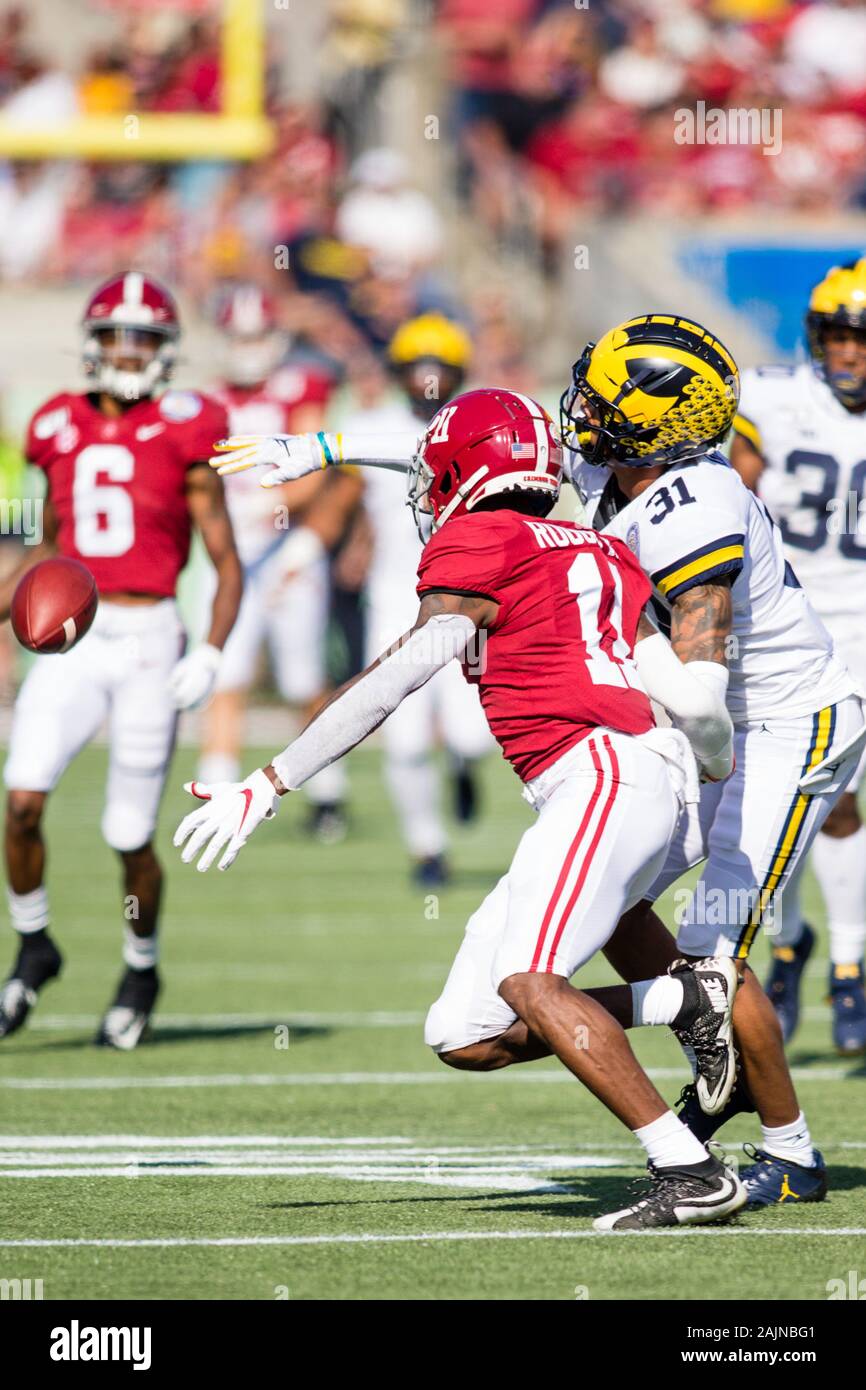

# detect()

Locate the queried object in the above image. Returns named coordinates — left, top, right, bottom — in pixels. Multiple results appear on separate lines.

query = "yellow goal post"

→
left=0, top=0, right=273, bottom=160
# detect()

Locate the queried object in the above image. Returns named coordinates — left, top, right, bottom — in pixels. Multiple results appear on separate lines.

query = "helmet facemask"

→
left=396, top=359, right=466, bottom=423
left=806, top=317, right=866, bottom=410
left=223, top=330, right=285, bottom=389
left=83, top=325, right=176, bottom=402
left=406, top=451, right=437, bottom=540
left=560, top=349, right=661, bottom=466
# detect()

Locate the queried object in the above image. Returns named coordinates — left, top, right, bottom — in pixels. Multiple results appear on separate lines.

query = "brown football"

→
left=11, top=558, right=98, bottom=654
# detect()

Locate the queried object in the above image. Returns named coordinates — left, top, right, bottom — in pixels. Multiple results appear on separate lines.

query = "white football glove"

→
left=210, top=433, right=322, bottom=487
left=168, top=644, right=221, bottom=711
left=174, top=769, right=281, bottom=872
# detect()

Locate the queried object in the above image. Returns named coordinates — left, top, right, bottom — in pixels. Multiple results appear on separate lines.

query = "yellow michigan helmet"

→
left=806, top=257, right=866, bottom=407
left=387, top=312, right=472, bottom=371
left=560, top=314, right=740, bottom=467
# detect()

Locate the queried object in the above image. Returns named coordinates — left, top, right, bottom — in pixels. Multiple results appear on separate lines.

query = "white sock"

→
left=631, top=975, right=685, bottom=1026
left=769, top=879, right=806, bottom=950
left=7, top=885, right=49, bottom=934
left=634, top=1109, right=708, bottom=1169
left=304, top=759, right=347, bottom=807
left=123, top=927, right=158, bottom=971
left=761, top=1110, right=815, bottom=1167
left=197, top=752, right=241, bottom=785
left=385, top=753, right=446, bottom=859
left=813, top=827, right=866, bottom=967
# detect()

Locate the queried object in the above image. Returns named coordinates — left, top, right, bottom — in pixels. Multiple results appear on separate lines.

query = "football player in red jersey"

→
left=198, top=285, right=353, bottom=838
left=0, top=272, right=242, bottom=1049
left=176, top=389, right=751, bottom=1231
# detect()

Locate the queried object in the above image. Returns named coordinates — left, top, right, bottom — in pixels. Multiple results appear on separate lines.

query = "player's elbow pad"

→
left=635, top=635, right=733, bottom=773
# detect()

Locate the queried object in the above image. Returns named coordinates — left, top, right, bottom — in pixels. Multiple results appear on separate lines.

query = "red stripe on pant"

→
left=529, top=737, right=606, bottom=973
left=542, top=734, right=620, bottom=974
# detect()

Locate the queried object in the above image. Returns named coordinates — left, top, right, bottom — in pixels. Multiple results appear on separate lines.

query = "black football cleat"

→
left=740, top=1145, right=827, bottom=1207
left=594, top=1153, right=746, bottom=1231
left=670, top=956, right=739, bottom=1115
left=764, top=923, right=815, bottom=1043
left=676, top=1073, right=756, bottom=1144
left=95, top=965, right=160, bottom=1051
left=307, top=802, right=348, bottom=846
left=0, top=932, right=63, bottom=1039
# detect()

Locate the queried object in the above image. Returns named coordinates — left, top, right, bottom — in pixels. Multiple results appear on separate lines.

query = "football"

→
left=11, top=557, right=98, bottom=654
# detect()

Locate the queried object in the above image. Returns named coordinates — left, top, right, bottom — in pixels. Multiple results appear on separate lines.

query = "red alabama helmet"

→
left=407, top=388, right=562, bottom=536
left=216, top=285, right=285, bottom=387
left=82, top=272, right=180, bottom=401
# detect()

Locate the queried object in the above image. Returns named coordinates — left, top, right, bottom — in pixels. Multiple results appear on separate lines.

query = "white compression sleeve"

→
left=272, top=613, right=477, bottom=790
left=633, top=635, right=734, bottom=778
left=317, top=430, right=422, bottom=473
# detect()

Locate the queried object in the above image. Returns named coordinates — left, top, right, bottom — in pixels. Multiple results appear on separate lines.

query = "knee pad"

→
left=101, top=802, right=154, bottom=853
left=423, top=999, right=451, bottom=1054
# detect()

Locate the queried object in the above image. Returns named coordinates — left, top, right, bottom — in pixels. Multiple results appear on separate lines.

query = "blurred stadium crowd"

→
left=3, top=1, right=866, bottom=296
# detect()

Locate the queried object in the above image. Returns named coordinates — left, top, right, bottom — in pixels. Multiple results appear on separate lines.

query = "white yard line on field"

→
left=2, top=1064, right=861, bottom=1091
left=30, top=1010, right=425, bottom=1031
left=28, top=1005, right=836, bottom=1031
left=0, top=1136, right=625, bottom=1189
left=0, top=1228, right=864, bottom=1249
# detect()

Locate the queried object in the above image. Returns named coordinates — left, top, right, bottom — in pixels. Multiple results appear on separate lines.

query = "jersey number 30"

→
left=781, top=450, right=866, bottom=560
left=73, top=445, right=135, bottom=557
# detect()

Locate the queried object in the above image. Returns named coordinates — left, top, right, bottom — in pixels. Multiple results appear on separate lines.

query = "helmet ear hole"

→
left=440, top=468, right=453, bottom=495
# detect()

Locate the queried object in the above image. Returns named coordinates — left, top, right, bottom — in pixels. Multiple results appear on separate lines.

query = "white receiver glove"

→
left=168, top=644, right=221, bottom=711
left=210, top=433, right=322, bottom=486
left=174, top=769, right=281, bottom=871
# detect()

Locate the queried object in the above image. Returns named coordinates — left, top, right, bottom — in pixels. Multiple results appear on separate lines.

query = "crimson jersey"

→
left=416, top=510, right=654, bottom=782
left=210, top=369, right=332, bottom=567
left=26, top=389, right=228, bottom=598
left=210, top=363, right=333, bottom=438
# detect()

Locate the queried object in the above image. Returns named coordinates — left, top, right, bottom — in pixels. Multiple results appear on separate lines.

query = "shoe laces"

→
left=623, top=1162, right=708, bottom=1216
left=675, top=1083, right=697, bottom=1111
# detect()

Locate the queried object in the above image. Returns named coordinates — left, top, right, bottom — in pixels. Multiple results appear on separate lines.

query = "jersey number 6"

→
left=72, top=445, right=136, bottom=558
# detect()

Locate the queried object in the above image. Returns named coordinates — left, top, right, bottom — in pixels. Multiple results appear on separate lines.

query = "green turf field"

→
left=0, top=743, right=864, bottom=1301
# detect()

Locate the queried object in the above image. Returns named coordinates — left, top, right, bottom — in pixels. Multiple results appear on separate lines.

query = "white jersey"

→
left=343, top=399, right=425, bottom=647
left=571, top=449, right=854, bottom=725
left=736, top=362, right=866, bottom=636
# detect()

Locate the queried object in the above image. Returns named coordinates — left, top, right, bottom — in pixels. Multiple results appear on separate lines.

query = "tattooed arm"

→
left=669, top=579, right=733, bottom=666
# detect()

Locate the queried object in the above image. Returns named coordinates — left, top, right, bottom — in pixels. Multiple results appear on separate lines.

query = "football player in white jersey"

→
left=199, top=286, right=357, bottom=840
left=342, top=314, right=493, bottom=885
left=731, top=258, right=866, bottom=1055
left=208, top=313, right=866, bottom=1207
left=560, top=315, right=864, bottom=1207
